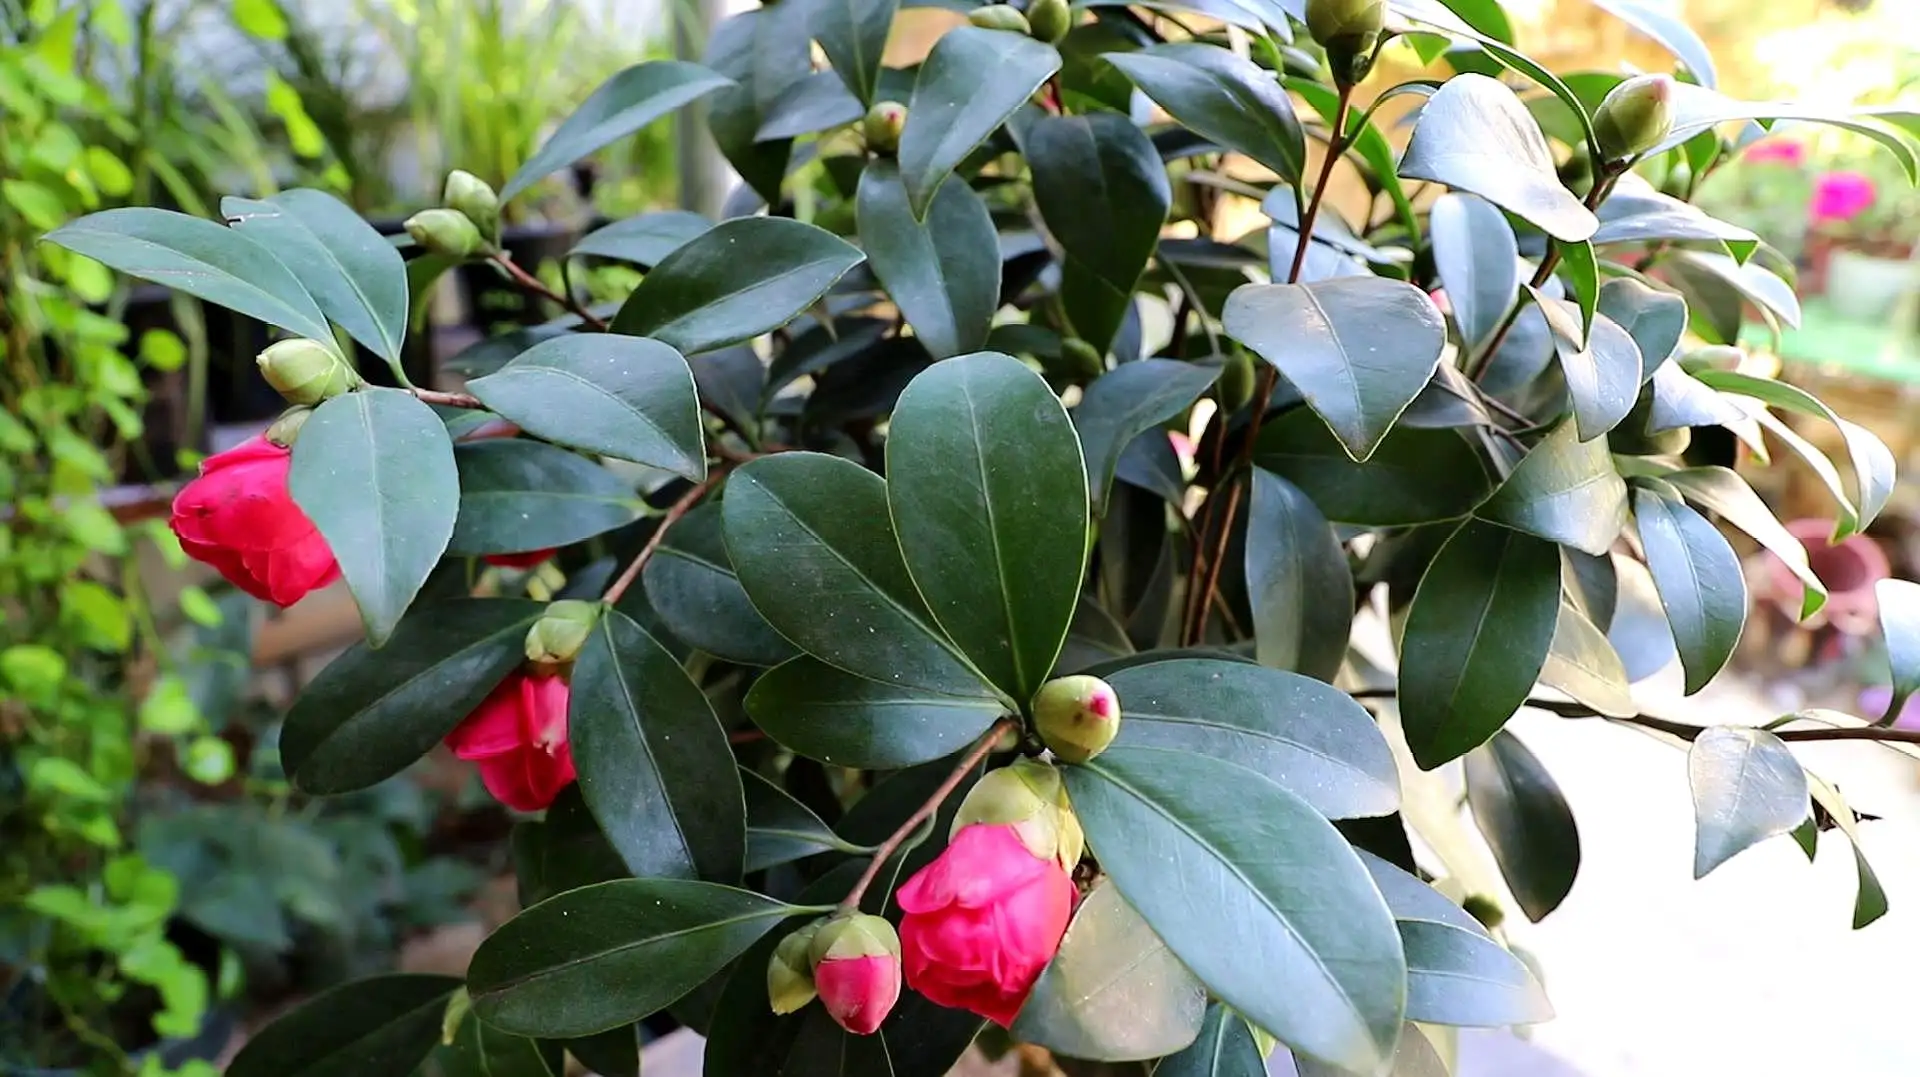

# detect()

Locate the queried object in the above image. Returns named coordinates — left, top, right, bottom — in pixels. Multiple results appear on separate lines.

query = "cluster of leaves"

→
left=40, top=0, right=1920, bottom=1074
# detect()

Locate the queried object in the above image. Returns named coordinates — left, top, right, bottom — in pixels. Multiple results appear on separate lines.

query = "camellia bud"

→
left=524, top=599, right=601, bottom=664
left=405, top=207, right=486, bottom=259
left=443, top=169, right=501, bottom=244
left=953, top=757, right=1084, bottom=873
left=1462, top=894, right=1506, bottom=930
left=863, top=101, right=908, bottom=155
left=1032, top=675, right=1120, bottom=764
left=265, top=406, right=313, bottom=448
left=1216, top=349, right=1257, bottom=413
left=256, top=338, right=360, bottom=406
left=806, top=913, right=902, bottom=1035
left=967, top=3, right=1031, bottom=34
left=1305, top=0, right=1385, bottom=85
left=1060, top=337, right=1105, bottom=379
left=1594, top=74, right=1675, bottom=163
left=1026, top=0, right=1071, bottom=44
left=767, top=921, right=821, bottom=1016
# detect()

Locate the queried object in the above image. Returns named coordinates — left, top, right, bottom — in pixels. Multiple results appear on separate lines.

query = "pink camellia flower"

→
left=1810, top=170, right=1876, bottom=224
left=809, top=914, right=903, bottom=1035
left=445, top=668, right=575, bottom=811
left=169, top=436, right=339, bottom=606
left=484, top=548, right=557, bottom=570
left=1744, top=139, right=1806, bottom=166
left=896, top=823, right=1076, bottom=1026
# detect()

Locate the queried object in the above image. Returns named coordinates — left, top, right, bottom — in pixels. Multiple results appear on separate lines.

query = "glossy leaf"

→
left=289, top=389, right=458, bottom=646
left=1650, top=83, right=1919, bottom=180
left=809, top=0, right=895, bottom=105
left=1105, top=658, right=1398, bottom=820
left=570, top=611, right=745, bottom=883
left=856, top=159, right=999, bottom=360
left=571, top=210, right=711, bottom=267
left=1632, top=483, right=1745, bottom=695
left=641, top=502, right=796, bottom=667
left=1597, top=277, right=1686, bottom=379
left=1105, top=43, right=1305, bottom=182
left=1400, top=74, right=1597, bottom=242
left=1532, top=291, right=1642, bottom=441
left=466, top=334, right=705, bottom=479
left=610, top=217, right=865, bottom=353
left=446, top=440, right=636, bottom=556
left=1256, top=409, right=1493, bottom=526
left=1400, top=520, right=1560, bottom=769
left=1593, top=178, right=1756, bottom=259
left=1593, top=0, right=1715, bottom=85
left=1669, top=249, right=1801, bottom=328
left=1609, top=554, right=1679, bottom=683
left=1064, top=747, right=1407, bottom=1073
left=1465, top=730, right=1581, bottom=922
left=1245, top=469, right=1353, bottom=682
left=1010, top=879, right=1207, bottom=1061
left=1647, top=363, right=1751, bottom=434
left=1225, top=278, right=1447, bottom=461
left=1431, top=192, right=1520, bottom=349
left=282, top=600, right=542, bottom=793
left=513, top=786, right=630, bottom=907
left=1029, top=113, right=1171, bottom=354
left=1558, top=239, right=1599, bottom=341
left=468, top=879, right=807, bottom=1038
left=1664, top=466, right=1825, bottom=619
left=1805, top=772, right=1890, bottom=929
left=225, top=974, right=460, bottom=1077
left=45, top=207, right=334, bottom=343
left=1695, top=368, right=1895, bottom=537
left=424, top=1017, right=563, bottom=1077
left=1689, top=726, right=1808, bottom=879
left=723, top=452, right=988, bottom=697
left=1539, top=601, right=1635, bottom=719
left=1878, top=578, right=1920, bottom=707
left=1293, top=1024, right=1449, bottom=1077
left=504, top=61, right=733, bottom=200
left=898, top=26, right=1061, bottom=216
left=705, top=9, right=804, bottom=204
left=756, top=70, right=865, bottom=140
left=1154, top=1004, right=1265, bottom=1077
left=887, top=353, right=1087, bottom=702
left=223, top=189, right=408, bottom=364
left=744, top=768, right=860, bottom=872
left=746, top=656, right=1005, bottom=768
left=1476, top=421, right=1628, bottom=557
left=1074, top=359, right=1220, bottom=514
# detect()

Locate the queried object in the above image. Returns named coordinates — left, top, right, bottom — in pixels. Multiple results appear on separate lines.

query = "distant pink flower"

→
left=1810, top=171, right=1876, bottom=224
left=1744, top=139, right=1806, bottom=166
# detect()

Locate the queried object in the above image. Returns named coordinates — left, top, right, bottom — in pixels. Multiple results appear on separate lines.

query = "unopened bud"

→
left=767, top=921, right=821, bottom=1015
left=1306, top=0, right=1385, bottom=85
left=1594, top=75, right=1674, bottom=162
left=443, top=170, right=501, bottom=244
left=1217, top=350, right=1257, bottom=413
left=807, top=913, right=901, bottom=1035
left=1462, top=894, right=1505, bottom=930
left=1032, top=675, right=1120, bottom=764
left=967, top=4, right=1031, bottom=34
left=265, top=406, right=312, bottom=448
left=524, top=599, right=601, bottom=664
left=954, top=757, right=1084, bottom=872
left=863, top=101, right=907, bottom=156
left=405, top=208, right=486, bottom=259
left=1061, top=337, right=1105, bottom=379
left=1026, top=0, right=1071, bottom=44
left=256, top=338, right=359, bottom=406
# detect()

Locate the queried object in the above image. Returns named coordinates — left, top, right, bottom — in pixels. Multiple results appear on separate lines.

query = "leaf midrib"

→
left=477, top=905, right=788, bottom=996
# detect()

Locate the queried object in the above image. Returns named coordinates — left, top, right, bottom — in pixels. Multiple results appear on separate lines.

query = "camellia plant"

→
left=40, top=0, right=1920, bottom=1073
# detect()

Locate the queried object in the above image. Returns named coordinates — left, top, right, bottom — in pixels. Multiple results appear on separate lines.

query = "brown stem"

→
left=1467, top=173, right=1620, bottom=382
left=838, top=718, right=1014, bottom=912
left=1346, top=689, right=1920, bottom=746
left=492, top=253, right=608, bottom=331
left=729, top=728, right=768, bottom=746
left=1286, top=82, right=1354, bottom=285
left=600, top=472, right=723, bottom=605
left=413, top=388, right=483, bottom=409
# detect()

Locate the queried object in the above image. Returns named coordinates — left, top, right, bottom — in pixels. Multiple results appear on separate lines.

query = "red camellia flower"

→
left=896, top=823, right=1077, bottom=1026
left=169, top=436, right=339, bottom=607
left=445, top=668, right=575, bottom=811
left=815, top=952, right=901, bottom=1035
left=484, top=549, right=556, bottom=570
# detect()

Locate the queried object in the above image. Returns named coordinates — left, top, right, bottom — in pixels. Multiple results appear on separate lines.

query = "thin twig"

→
left=600, top=472, right=723, bottom=605
left=1347, top=688, right=1920, bottom=746
left=491, top=252, right=609, bottom=331
left=839, top=718, right=1014, bottom=912
left=413, top=388, right=483, bottom=409
left=1467, top=173, right=1620, bottom=382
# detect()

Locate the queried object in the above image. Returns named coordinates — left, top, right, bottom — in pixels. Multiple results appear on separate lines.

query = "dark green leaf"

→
left=1532, top=291, right=1642, bottom=442
left=504, top=61, right=734, bottom=200
left=1105, top=658, right=1397, bottom=820
left=1244, top=470, right=1352, bottom=682
left=1632, top=483, right=1745, bottom=695
left=705, top=10, right=803, bottom=204
left=1592, top=0, right=1715, bottom=84
left=724, top=452, right=989, bottom=696
left=1065, top=747, right=1406, bottom=1074
left=1664, top=467, right=1825, bottom=618
left=610, top=217, right=865, bottom=353
left=283, top=599, right=542, bottom=793
left=1400, top=520, right=1560, bottom=769
left=1805, top=773, right=1889, bottom=929
left=571, top=611, right=745, bottom=882
left=1225, top=278, right=1446, bottom=461
left=289, top=388, right=458, bottom=645
left=1256, top=409, right=1493, bottom=526
left=1400, top=74, right=1596, bottom=242
left=1400, top=363, right=1494, bottom=430
left=562, top=1027, right=640, bottom=1077
left=223, top=189, right=408, bottom=364
left=1011, top=879, right=1207, bottom=1061
left=1465, top=730, right=1580, bottom=922
left=45, top=207, right=334, bottom=342
left=1539, top=601, right=1635, bottom=719
left=1074, top=360, right=1218, bottom=515
left=513, top=786, right=630, bottom=907
left=422, top=1016, right=563, bottom=1077
left=571, top=210, right=712, bottom=267
left=887, top=353, right=1087, bottom=702
left=1287, top=76, right=1421, bottom=239
left=642, top=502, right=797, bottom=667
left=755, top=71, right=865, bottom=140
left=809, top=0, right=896, bottom=105
left=1558, top=239, right=1598, bottom=341
left=1609, top=553, right=1678, bottom=683
left=746, top=655, right=1004, bottom=768
left=1431, top=192, right=1520, bottom=349
left=1475, top=421, right=1627, bottom=557
left=1878, top=578, right=1920, bottom=706
left=1689, top=726, right=1808, bottom=879
left=1647, top=363, right=1750, bottom=433
left=1651, top=83, right=1918, bottom=180
left=468, top=879, right=807, bottom=1038
left=1694, top=369, right=1894, bottom=536
left=898, top=26, right=1061, bottom=215
left=1153, top=1004, right=1265, bottom=1077
left=1593, top=178, right=1756, bottom=259
left=1596, top=277, right=1686, bottom=379
left=856, top=159, right=999, bottom=359
left=446, top=440, right=636, bottom=556
left=1293, top=1024, right=1449, bottom=1077
left=466, top=335, right=706, bottom=479
left=1029, top=112, right=1171, bottom=354
left=744, top=768, right=860, bottom=872
left=225, top=974, right=460, bottom=1077
left=1668, top=249, right=1800, bottom=328
left=1105, top=43, right=1304, bottom=182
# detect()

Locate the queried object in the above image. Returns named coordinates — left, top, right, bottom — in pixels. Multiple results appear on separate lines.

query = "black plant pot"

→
left=455, top=222, right=580, bottom=336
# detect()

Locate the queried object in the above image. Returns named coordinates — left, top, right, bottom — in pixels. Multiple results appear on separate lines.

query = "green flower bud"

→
left=967, top=4, right=1031, bottom=34
left=767, top=921, right=821, bottom=1015
left=1594, top=75, right=1675, bottom=163
left=1306, top=0, right=1385, bottom=85
left=524, top=599, right=601, bottom=664
left=265, top=405, right=313, bottom=448
left=405, top=207, right=486, bottom=259
left=256, top=338, right=360, bottom=406
left=1461, top=894, right=1505, bottom=930
left=1033, top=675, right=1120, bottom=764
left=1217, top=349, right=1257, bottom=414
left=863, top=101, right=908, bottom=156
left=443, top=169, right=501, bottom=244
left=953, top=757, right=1084, bottom=872
left=1061, top=337, right=1105, bottom=379
left=807, top=912, right=900, bottom=966
left=1026, top=0, right=1072, bottom=44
